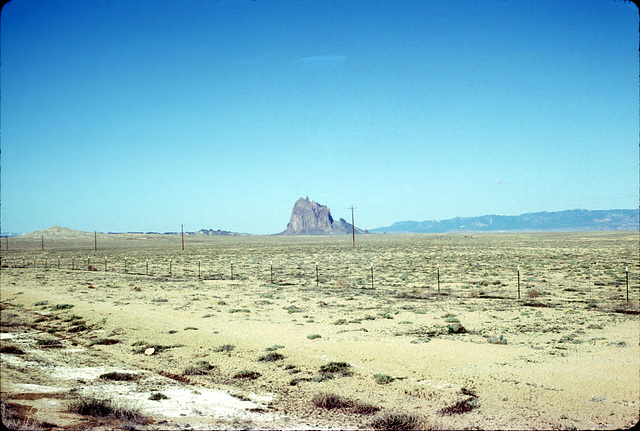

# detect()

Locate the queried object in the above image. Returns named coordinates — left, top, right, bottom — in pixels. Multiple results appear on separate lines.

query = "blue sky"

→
left=1, top=0, right=638, bottom=234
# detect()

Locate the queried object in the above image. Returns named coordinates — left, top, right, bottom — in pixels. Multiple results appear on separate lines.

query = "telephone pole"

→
left=348, top=206, right=356, bottom=247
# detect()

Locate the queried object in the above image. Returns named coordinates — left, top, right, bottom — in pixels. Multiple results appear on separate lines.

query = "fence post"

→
left=231, top=260, right=234, bottom=280
left=270, top=260, right=273, bottom=284
left=124, top=257, right=127, bottom=274
left=72, top=257, right=75, bottom=271
left=169, top=258, right=172, bottom=277
left=316, top=261, right=319, bottom=286
left=626, top=267, right=629, bottom=303
left=517, top=265, right=521, bottom=300
left=57, top=256, right=60, bottom=269
left=87, top=257, right=90, bottom=271
left=146, top=258, right=149, bottom=275
left=370, top=262, right=374, bottom=289
left=437, top=263, right=440, bottom=297
left=105, top=257, right=107, bottom=272
left=198, top=260, right=201, bottom=279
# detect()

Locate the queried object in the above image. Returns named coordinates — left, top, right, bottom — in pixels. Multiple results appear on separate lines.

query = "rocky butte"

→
left=279, top=197, right=368, bottom=235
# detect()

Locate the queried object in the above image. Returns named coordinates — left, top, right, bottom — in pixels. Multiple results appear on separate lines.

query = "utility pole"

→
left=181, top=224, right=184, bottom=251
left=348, top=206, right=356, bottom=247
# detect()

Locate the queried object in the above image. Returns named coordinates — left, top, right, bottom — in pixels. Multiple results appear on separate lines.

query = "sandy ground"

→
left=1, top=232, right=638, bottom=430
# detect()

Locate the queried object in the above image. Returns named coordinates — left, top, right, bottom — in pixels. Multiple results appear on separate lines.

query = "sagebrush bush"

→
left=233, top=370, right=261, bottom=379
left=312, top=392, right=352, bottom=409
left=374, top=374, right=395, bottom=385
left=371, top=412, right=424, bottom=430
left=258, top=352, right=284, bottom=362
left=99, top=371, right=138, bottom=381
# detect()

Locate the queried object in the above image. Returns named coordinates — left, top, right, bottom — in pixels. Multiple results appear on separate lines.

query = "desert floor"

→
left=1, top=231, right=639, bottom=430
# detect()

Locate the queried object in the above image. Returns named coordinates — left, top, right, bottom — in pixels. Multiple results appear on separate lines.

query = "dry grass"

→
left=371, top=411, right=425, bottom=430
left=526, top=289, right=540, bottom=298
left=1, top=398, right=47, bottom=430
left=0, top=310, right=31, bottom=328
left=67, top=396, right=147, bottom=425
left=312, top=392, right=352, bottom=409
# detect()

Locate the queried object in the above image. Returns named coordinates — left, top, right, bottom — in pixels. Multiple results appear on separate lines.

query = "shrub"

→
left=258, top=352, right=284, bottom=362
left=99, top=371, right=138, bottom=381
left=0, top=344, right=24, bottom=354
left=371, top=412, right=424, bottom=430
left=374, top=374, right=395, bottom=385
left=307, top=334, right=321, bottom=340
left=265, top=344, right=284, bottom=351
left=68, top=323, right=89, bottom=333
left=214, top=344, right=235, bottom=353
left=312, top=392, right=352, bottom=409
left=0, top=311, right=31, bottom=328
left=336, top=278, right=350, bottom=288
left=149, top=392, right=169, bottom=401
left=89, top=338, right=120, bottom=346
left=51, top=304, right=74, bottom=311
left=333, top=319, right=347, bottom=325
left=319, top=361, right=352, bottom=376
left=439, top=398, right=479, bottom=415
left=196, top=360, right=215, bottom=371
left=36, top=339, right=63, bottom=348
left=68, top=397, right=147, bottom=424
left=233, top=370, right=261, bottom=379
left=183, top=366, right=208, bottom=376
left=352, top=401, right=381, bottom=414
left=526, top=289, right=540, bottom=298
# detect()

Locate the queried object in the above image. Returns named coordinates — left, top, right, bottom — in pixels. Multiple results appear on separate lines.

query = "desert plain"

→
left=1, top=229, right=638, bottom=430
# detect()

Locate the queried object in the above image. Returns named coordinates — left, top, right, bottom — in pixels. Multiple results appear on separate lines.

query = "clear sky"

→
left=1, top=0, right=638, bottom=235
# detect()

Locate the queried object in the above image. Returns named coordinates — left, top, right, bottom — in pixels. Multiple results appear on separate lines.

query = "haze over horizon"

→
left=2, top=0, right=638, bottom=235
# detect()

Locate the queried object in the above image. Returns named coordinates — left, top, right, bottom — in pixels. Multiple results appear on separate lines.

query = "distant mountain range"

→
left=370, top=209, right=639, bottom=233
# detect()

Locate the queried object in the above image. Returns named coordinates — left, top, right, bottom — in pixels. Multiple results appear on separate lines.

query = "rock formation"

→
left=280, top=197, right=367, bottom=235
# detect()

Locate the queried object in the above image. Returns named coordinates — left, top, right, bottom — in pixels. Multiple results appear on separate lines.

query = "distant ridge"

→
left=371, top=209, right=639, bottom=233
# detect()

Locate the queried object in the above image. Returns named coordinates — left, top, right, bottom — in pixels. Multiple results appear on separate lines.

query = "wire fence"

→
left=1, top=253, right=637, bottom=307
